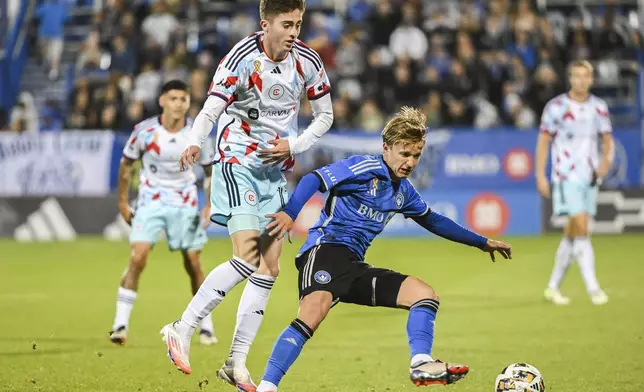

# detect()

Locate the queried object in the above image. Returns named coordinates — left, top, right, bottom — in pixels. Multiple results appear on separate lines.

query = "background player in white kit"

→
left=160, top=1, right=333, bottom=390
left=110, top=81, right=216, bottom=345
left=535, top=60, right=614, bottom=306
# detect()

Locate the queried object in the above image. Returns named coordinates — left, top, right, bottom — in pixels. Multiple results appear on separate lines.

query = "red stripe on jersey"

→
left=596, top=107, right=609, bottom=117
left=283, top=156, right=295, bottom=170
left=228, top=157, right=241, bottom=165
left=249, top=73, right=263, bottom=92
left=241, top=120, right=251, bottom=136
left=146, top=142, right=160, bottom=154
left=245, top=142, right=259, bottom=156
left=570, top=164, right=576, bottom=171
left=191, top=199, right=197, bottom=207
left=563, top=150, right=570, bottom=158
left=295, top=60, right=305, bottom=80
left=130, top=136, right=138, bottom=145
left=152, top=193, right=160, bottom=200
left=563, top=111, right=574, bottom=121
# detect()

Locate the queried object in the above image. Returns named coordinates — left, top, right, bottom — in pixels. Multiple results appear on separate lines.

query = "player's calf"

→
left=297, top=291, right=334, bottom=331
left=396, top=277, right=469, bottom=386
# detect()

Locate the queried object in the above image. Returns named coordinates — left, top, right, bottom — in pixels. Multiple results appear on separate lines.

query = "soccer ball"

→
left=494, top=363, right=545, bottom=391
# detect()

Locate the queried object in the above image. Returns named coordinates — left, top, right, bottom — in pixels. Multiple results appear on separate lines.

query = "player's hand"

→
left=201, top=205, right=211, bottom=229
left=482, top=239, right=512, bottom=262
left=265, top=211, right=294, bottom=240
left=536, top=174, right=550, bottom=198
left=119, top=203, right=134, bottom=226
left=258, top=139, right=291, bottom=165
left=180, top=146, right=201, bottom=171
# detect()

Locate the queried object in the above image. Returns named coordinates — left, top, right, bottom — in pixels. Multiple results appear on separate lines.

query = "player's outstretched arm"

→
left=200, top=164, right=213, bottom=229
left=288, top=94, right=334, bottom=155
left=535, top=132, right=552, bottom=198
left=412, top=211, right=512, bottom=262
left=118, top=156, right=136, bottom=225
left=180, top=96, right=227, bottom=171
left=266, top=172, right=323, bottom=238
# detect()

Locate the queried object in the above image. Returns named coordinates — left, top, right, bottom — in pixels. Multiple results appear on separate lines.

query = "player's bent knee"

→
left=298, top=291, right=333, bottom=330
left=130, top=245, right=151, bottom=271
left=397, top=277, right=439, bottom=309
left=257, top=260, right=280, bottom=278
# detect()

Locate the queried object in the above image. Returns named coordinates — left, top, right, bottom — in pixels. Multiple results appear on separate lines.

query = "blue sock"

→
left=262, top=319, right=314, bottom=387
left=407, top=299, right=439, bottom=361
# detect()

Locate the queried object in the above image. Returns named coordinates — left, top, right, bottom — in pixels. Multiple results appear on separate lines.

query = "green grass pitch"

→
left=1, top=235, right=643, bottom=391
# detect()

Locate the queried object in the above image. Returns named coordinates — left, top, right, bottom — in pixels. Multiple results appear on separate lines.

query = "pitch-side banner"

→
left=300, top=128, right=641, bottom=190
left=0, top=131, right=115, bottom=196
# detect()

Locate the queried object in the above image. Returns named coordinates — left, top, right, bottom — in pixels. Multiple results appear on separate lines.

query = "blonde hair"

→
left=381, top=106, right=427, bottom=147
left=568, top=60, right=594, bottom=76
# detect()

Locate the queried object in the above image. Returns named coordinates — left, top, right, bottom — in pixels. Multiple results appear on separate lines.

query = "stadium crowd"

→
left=2, top=0, right=641, bottom=133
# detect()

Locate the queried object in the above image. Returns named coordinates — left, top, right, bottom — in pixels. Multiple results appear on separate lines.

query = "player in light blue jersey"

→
left=111, top=81, right=216, bottom=346
left=254, top=107, right=512, bottom=391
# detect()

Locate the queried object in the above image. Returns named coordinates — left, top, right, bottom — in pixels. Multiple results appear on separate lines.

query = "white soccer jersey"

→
left=207, top=31, right=331, bottom=171
left=123, top=116, right=215, bottom=207
left=539, top=93, right=612, bottom=183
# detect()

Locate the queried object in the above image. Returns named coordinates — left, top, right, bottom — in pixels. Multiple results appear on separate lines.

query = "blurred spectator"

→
left=530, top=63, right=563, bottom=114
left=162, top=55, right=189, bottom=84
left=0, top=108, right=8, bottom=131
left=480, top=0, right=509, bottom=50
left=35, top=0, right=69, bottom=80
left=389, top=2, right=427, bottom=62
left=133, top=63, right=162, bottom=109
left=142, top=1, right=178, bottom=50
left=94, top=0, right=126, bottom=46
left=421, top=91, right=442, bottom=128
left=513, top=0, right=538, bottom=34
left=76, top=30, right=105, bottom=72
left=109, top=34, right=136, bottom=77
left=505, top=93, right=536, bottom=129
left=10, top=93, right=39, bottom=133
left=40, top=100, right=63, bottom=132
left=368, top=0, right=400, bottom=47
left=506, top=29, right=536, bottom=71
left=356, top=99, right=384, bottom=132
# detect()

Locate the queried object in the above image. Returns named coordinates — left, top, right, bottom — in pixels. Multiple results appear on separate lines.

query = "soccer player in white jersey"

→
left=110, top=81, right=216, bottom=345
left=160, top=0, right=333, bottom=389
left=536, top=60, right=614, bottom=306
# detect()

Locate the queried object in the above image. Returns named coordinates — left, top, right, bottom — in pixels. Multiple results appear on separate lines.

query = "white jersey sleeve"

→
left=208, top=54, right=248, bottom=103
left=595, top=99, right=612, bottom=134
left=199, top=137, right=216, bottom=166
left=123, top=119, right=156, bottom=159
left=539, top=98, right=559, bottom=136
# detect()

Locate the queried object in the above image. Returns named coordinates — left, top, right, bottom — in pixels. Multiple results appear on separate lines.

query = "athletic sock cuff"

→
left=410, top=298, right=440, bottom=313
left=248, top=273, right=276, bottom=290
left=290, top=318, right=314, bottom=340
left=229, top=257, right=257, bottom=278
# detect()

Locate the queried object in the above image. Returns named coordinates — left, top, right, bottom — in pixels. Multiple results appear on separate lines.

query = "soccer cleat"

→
left=410, top=359, right=469, bottom=386
left=109, top=326, right=127, bottom=345
left=544, top=288, right=571, bottom=305
left=591, top=290, right=609, bottom=305
left=217, top=358, right=257, bottom=392
left=199, top=329, right=218, bottom=346
left=160, top=322, right=192, bottom=375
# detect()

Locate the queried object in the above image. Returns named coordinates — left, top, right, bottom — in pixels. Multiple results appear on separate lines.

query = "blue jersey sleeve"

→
left=401, top=181, right=430, bottom=218
left=314, top=155, right=382, bottom=192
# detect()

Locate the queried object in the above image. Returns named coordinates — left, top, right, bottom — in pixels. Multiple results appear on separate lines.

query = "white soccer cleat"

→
left=544, top=288, right=571, bottom=305
left=217, top=358, right=257, bottom=392
left=109, top=326, right=127, bottom=345
left=198, top=330, right=218, bottom=346
left=160, top=322, right=192, bottom=375
left=591, top=290, right=609, bottom=305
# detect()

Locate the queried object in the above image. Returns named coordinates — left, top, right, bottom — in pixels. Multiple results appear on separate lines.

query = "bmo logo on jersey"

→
left=357, top=204, right=385, bottom=222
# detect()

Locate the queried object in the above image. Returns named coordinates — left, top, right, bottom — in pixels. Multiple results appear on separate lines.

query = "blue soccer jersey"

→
left=299, top=155, right=430, bottom=259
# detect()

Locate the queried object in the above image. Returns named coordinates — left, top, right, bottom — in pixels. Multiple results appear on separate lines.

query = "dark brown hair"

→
left=260, top=0, right=306, bottom=20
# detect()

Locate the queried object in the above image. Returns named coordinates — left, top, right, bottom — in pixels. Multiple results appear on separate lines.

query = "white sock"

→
left=257, top=381, right=278, bottom=392
left=411, top=354, right=434, bottom=367
left=230, top=273, right=276, bottom=366
left=573, top=236, right=601, bottom=294
left=177, top=257, right=256, bottom=337
left=199, top=313, right=214, bottom=334
left=547, top=237, right=574, bottom=290
left=113, top=287, right=137, bottom=330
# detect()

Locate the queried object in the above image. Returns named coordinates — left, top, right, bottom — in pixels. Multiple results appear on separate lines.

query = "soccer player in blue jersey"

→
left=254, top=107, right=513, bottom=391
